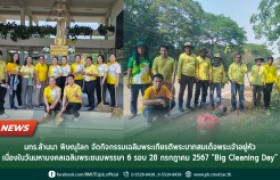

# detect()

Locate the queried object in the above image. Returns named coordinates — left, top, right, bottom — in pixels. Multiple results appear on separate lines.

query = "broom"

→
left=95, top=78, right=112, bottom=112
left=112, top=85, right=123, bottom=118
left=55, top=102, right=68, bottom=126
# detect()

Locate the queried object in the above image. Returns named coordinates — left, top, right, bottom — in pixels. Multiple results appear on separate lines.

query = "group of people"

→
left=127, top=41, right=279, bottom=123
left=0, top=50, right=121, bottom=122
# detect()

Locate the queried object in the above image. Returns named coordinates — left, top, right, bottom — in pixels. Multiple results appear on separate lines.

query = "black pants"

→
left=253, top=85, right=263, bottom=106
left=263, top=83, right=273, bottom=107
left=178, top=75, right=195, bottom=107
left=64, top=103, right=82, bottom=117
left=130, top=84, right=150, bottom=115
left=44, top=103, right=61, bottom=115
left=84, top=80, right=97, bottom=109
left=0, top=85, right=7, bottom=115
left=8, top=75, right=22, bottom=107
left=96, top=76, right=107, bottom=104
left=55, top=77, right=63, bottom=90
left=195, top=80, right=209, bottom=105
left=60, top=76, right=67, bottom=98
left=74, top=80, right=83, bottom=89
left=107, top=84, right=117, bottom=107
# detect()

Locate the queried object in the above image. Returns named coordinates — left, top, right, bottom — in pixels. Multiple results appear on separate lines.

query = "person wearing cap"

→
left=177, top=42, right=197, bottom=112
left=250, top=57, right=265, bottom=107
left=127, top=41, right=152, bottom=119
left=263, top=56, right=277, bottom=109
left=152, top=45, right=175, bottom=91
left=0, top=50, right=9, bottom=118
left=209, top=53, right=226, bottom=109
left=194, top=48, right=211, bottom=108
left=228, top=53, right=248, bottom=112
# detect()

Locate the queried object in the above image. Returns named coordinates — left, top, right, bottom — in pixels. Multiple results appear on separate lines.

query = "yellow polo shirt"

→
left=71, top=63, right=84, bottom=80
left=264, top=64, right=277, bottom=83
left=228, top=62, right=248, bottom=85
left=0, top=60, right=7, bottom=81
left=20, top=65, right=35, bottom=78
left=43, top=85, right=61, bottom=104
left=64, top=83, right=82, bottom=103
left=152, top=56, right=174, bottom=83
left=250, top=65, right=265, bottom=86
left=35, top=63, right=48, bottom=82
left=196, top=56, right=211, bottom=80
left=84, top=64, right=98, bottom=81
left=210, top=65, right=226, bottom=83
left=7, top=63, right=19, bottom=74
left=177, top=53, right=197, bottom=78
left=140, top=85, right=172, bottom=112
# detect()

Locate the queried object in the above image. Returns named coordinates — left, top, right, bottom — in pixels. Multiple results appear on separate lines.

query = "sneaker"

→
left=179, top=107, right=185, bottom=112
left=128, top=114, right=137, bottom=120
left=87, top=108, right=94, bottom=111
left=74, top=117, right=80, bottom=122
left=186, top=106, right=195, bottom=111
left=0, top=114, right=9, bottom=118
left=230, top=107, right=237, bottom=112
left=10, top=106, right=18, bottom=110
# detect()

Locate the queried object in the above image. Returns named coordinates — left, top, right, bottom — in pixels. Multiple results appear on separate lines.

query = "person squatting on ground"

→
left=40, top=77, right=61, bottom=123
left=61, top=74, right=82, bottom=122
left=142, top=73, right=175, bottom=124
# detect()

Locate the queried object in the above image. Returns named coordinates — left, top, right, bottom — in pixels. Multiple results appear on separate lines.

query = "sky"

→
left=195, top=0, right=279, bottom=56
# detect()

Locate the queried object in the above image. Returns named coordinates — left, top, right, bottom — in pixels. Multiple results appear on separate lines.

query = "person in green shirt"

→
left=152, top=45, right=175, bottom=91
left=250, top=56, right=265, bottom=107
left=127, top=41, right=152, bottom=119
left=228, top=53, right=248, bottom=112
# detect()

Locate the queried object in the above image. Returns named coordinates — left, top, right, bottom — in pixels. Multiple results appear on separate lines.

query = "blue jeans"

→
left=210, top=82, right=222, bottom=107
left=143, top=99, right=175, bottom=123
left=130, top=84, right=150, bottom=115
left=231, top=82, right=244, bottom=110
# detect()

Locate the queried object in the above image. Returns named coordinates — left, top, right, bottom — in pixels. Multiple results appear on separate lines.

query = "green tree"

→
left=251, top=0, right=280, bottom=43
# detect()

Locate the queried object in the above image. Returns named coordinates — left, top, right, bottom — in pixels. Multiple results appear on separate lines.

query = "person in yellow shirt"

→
left=177, top=42, right=197, bottom=112
left=250, top=57, right=266, bottom=107
left=195, top=48, right=211, bottom=108
left=40, top=77, right=61, bottom=123
left=107, top=54, right=121, bottom=107
left=263, top=56, right=277, bottom=109
left=7, top=52, right=22, bottom=109
left=142, top=74, right=175, bottom=124
left=0, top=50, right=9, bottom=118
left=20, top=56, right=35, bottom=109
left=61, top=74, right=82, bottom=122
left=35, top=56, right=48, bottom=107
left=48, top=56, right=63, bottom=89
left=228, top=53, right=248, bottom=112
left=71, top=55, right=85, bottom=88
left=152, top=45, right=175, bottom=91
left=210, top=53, right=226, bottom=109
left=83, top=57, right=98, bottom=111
